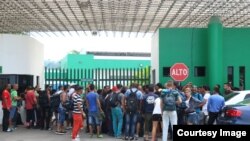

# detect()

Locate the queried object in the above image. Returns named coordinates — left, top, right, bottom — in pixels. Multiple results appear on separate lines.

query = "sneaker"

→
left=7, top=128, right=13, bottom=132
left=97, top=134, right=103, bottom=138
left=134, top=135, right=139, bottom=140
left=61, top=131, right=67, bottom=134
left=66, top=126, right=72, bottom=130
left=124, top=136, right=129, bottom=140
left=129, top=137, right=134, bottom=140
left=58, top=132, right=65, bottom=135
left=116, top=136, right=122, bottom=139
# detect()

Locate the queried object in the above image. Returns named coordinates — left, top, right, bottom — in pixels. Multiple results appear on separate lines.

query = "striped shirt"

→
left=73, top=93, right=83, bottom=114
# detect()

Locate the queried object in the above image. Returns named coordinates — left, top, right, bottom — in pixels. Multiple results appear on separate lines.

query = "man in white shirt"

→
left=201, top=85, right=211, bottom=124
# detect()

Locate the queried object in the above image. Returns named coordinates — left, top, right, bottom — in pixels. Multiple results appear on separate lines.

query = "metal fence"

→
left=45, top=67, right=150, bottom=90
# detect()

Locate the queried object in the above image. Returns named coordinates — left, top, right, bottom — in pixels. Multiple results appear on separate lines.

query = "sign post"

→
left=170, top=63, right=189, bottom=81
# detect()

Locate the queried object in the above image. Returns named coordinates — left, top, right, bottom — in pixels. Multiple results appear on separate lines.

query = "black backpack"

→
left=109, top=93, right=119, bottom=108
left=50, top=92, right=61, bottom=110
left=65, top=93, right=74, bottom=111
left=39, top=91, right=49, bottom=108
left=126, top=89, right=138, bottom=113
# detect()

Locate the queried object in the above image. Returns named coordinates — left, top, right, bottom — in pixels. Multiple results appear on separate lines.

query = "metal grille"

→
left=1, top=0, right=250, bottom=37
left=45, top=67, right=150, bottom=89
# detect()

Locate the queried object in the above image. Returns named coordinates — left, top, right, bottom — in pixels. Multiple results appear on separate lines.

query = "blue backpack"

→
left=162, top=89, right=177, bottom=111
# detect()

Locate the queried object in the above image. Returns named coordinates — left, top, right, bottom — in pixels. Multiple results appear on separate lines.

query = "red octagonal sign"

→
left=170, top=63, right=189, bottom=81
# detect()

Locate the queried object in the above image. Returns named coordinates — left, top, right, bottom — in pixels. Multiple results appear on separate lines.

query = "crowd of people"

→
left=1, top=81, right=236, bottom=141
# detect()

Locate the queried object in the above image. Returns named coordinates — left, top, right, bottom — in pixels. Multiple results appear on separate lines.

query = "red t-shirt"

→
left=25, top=90, right=36, bottom=110
left=2, top=89, right=11, bottom=109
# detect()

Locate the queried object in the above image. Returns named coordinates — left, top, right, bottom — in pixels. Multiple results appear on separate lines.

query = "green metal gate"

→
left=45, top=67, right=150, bottom=89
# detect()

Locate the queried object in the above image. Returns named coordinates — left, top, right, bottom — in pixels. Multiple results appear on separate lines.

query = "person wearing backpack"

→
left=191, top=85, right=205, bottom=124
left=56, top=85, right=68, bottom=134
left=39, top=85, right=51, bottom=130
left=142, top=84, right=158, bottom=141
left=110, top=85, right=124, bottom=139
left=124, top=83, right=143, bottom=140
left=161, top=80, right=182, bottom=141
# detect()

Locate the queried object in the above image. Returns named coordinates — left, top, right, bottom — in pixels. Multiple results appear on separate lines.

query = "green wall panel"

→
left=158, top=26, right=250, bottom=90
left=159, top=28, right=208, bottom=86
left=223, top=28, right=250, bottom=90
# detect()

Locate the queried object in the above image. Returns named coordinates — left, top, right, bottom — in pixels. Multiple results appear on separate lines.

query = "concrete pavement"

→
left=0, top=126, right=165, bottom=141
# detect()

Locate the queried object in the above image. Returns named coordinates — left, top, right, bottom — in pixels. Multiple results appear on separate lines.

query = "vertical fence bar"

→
left=116, top=68, right=118, bottom=86
left=83, top=69, right=86, bottom=88
left=94, top=68, right=97, bottom=88
left=91, top=69, right=94, bottom=86
left=148, top=66, right=151, bottom=84
left=96, top=68, right=101, bottom=88
left=63, top=68, right=65, bottom=85
left=55, top=68, right=57, bottom=88
left=112, top=68, right=114, bottom=87
left=140, top=67, right=143, bottom=85
left=133, top=68, right=136, bottom=84
left=58, top=68, right=60, bottom=88
left=73, top=69, right=76, bottom=84
left=45, top=68, right=47, bottom=86
left=119, top=68, right=121, bottom=85
left=70, top=69, right=73, bottom=85
left=52, top=68, right=54, bottom=89
left=101, top=68, right=103, bottom=89
left=104, top=68, right=106, bottom=87
left=77, top=68, right=80, bottom=85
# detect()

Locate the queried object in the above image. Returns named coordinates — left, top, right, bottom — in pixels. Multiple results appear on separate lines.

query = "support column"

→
left=208, top=16, right=223, bottom=89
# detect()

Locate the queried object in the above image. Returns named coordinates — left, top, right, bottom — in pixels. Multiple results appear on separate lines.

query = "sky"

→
left=32, top=31, right=153, bottom=61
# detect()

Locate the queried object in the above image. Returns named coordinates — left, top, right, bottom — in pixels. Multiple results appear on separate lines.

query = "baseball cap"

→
left=112, top=86, right=118, bottom=91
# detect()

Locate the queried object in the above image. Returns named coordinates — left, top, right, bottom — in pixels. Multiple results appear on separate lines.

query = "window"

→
left=239, top=66, right=245, bottom=90
left=227, top=66, right=234, bottom=86
left=244, top=94, right=250, bottom=100
left=194, top=66, right=206, bottom=77
left=163, top=67, right=170, bottom=77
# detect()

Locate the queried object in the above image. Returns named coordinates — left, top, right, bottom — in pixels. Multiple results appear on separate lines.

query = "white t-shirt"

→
left=202, top=92, right=211, bottom=115
left=153, top=97, right=162, bottom=115
left=185, top=98, right=190, bottom=108
left=67, top=88, right=75, bottom=97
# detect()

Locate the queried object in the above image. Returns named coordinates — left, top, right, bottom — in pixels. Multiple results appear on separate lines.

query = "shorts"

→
left=152, top=114, right=162, bottom=121
left=58, top=107, right=66, bottom=125
left=88, top=112, right=101, bottom=126
left=10, top=106, right=17, bottom=119
left=137, top=112, right=144, bottom=123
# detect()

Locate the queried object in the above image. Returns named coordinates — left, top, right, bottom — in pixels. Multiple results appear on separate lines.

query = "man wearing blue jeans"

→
left=124, top=83, right=143, bottom=140
left=110, top=85, right=124, bottom=139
